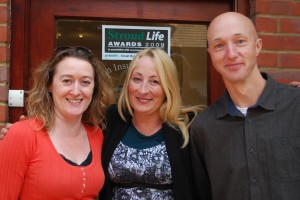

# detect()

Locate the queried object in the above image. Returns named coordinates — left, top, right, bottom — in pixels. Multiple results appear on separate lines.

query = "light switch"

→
left=8, top=90, right=24, bottom=107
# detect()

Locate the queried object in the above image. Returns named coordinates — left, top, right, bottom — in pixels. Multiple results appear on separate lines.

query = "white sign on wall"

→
left=102, top=25, right=171, bottom=60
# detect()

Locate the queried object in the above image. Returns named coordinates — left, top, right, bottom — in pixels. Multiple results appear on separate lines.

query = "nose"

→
left=138, top=81, right=149, bottom=94
left=70, top=82, right=81, bottom=95
left=227, top=44, right=238, bottom=60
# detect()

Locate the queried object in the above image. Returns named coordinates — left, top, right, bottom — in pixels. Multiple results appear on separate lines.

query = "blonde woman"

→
left=100, top=48, right=204, bottom=199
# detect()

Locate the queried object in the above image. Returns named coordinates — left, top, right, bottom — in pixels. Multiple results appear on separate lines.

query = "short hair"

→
left=26, top=46, right=113, bottom=130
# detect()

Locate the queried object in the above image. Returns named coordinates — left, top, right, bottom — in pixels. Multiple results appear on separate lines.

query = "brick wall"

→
left=0, top=0, right=9, bottom=129
left=251, top=0, right=300, bottom=84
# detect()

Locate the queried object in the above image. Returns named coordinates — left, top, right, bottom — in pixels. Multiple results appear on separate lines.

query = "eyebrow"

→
left=60, top=74, right=93, bottom=79
left=133, top=71, right=160, bottom=79
left=211, top=33, right=245, bottom=41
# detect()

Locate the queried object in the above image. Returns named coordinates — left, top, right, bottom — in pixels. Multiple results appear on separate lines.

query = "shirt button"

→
left=251, top=177, right=257, bottom=183
left=281, top=139, right=288, bottom=145
left=249, top=148, right=254, bottom=153
left=247, top=119, right=252, bottom=123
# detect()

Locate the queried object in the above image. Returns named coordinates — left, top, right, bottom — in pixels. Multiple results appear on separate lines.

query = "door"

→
left=10, top=0, right=248, bottom=122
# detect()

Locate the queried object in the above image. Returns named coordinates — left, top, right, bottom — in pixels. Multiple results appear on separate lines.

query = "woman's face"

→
left=49, top=57, right=95, bottom=121
left=128, top=55, right=166, bottom=117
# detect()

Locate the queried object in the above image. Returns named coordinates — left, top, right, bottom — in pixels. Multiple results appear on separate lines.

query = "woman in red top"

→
left=0, top=46, right=113, bottom=199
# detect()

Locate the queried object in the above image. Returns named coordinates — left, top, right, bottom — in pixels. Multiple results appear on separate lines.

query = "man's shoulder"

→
left=193, top=98, right=224, bottom=122
left=273, top=81, right=300, bottom=106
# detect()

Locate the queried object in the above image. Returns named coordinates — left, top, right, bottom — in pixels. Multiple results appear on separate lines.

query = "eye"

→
left=81, top=80, right=91, bottom=86
left=235, top=38, right=247, bottom=46
left=62, top=79, right=72, bottom=85
left=132, top=77, right=142, bottom=82
left=149, top=79, right=160, bottom=86
left=213, top=43, right=224, bottom=51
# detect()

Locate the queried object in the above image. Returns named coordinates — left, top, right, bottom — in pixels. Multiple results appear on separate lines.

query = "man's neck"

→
left=225, top=73, right=266, bottom=108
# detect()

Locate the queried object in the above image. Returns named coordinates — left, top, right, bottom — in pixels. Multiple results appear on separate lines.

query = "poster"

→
left=102, top=25, right=171, bottom=60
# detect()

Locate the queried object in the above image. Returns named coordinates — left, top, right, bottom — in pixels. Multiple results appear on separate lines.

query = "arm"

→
left=0, top=123, right=12, bottom=140
left=0, top=120, right=34, bottom=199
left=190, top=121, right=212, bottom=200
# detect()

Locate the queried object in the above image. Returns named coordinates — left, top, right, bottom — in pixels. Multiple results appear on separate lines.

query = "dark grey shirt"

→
left=190, top=73, right=300, bottom=200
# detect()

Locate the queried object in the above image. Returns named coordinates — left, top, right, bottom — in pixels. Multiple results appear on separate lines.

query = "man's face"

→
left=207, top=13, right=262, bottom=84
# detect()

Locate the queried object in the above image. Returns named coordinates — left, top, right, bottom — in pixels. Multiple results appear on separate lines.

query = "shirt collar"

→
left=216, top=73, right=276, bottom=118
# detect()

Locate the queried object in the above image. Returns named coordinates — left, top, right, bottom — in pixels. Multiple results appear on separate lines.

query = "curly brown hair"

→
left=26, top=46, right=114, bottom=130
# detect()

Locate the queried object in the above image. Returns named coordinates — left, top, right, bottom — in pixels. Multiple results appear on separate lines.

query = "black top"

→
left=60, top=151, right=92, bottom=166
left=99, top=105, right=199, bottom=199
left=190, top=73, right=300, bottom=200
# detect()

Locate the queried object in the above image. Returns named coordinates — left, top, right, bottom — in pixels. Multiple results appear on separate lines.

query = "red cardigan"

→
left=0, top=119, right=104, bottom=200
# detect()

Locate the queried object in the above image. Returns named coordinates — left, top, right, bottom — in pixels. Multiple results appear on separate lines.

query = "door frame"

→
left=10, top=0, right=248, bottom=122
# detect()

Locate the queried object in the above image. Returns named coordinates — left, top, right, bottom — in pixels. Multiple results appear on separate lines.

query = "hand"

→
left=0, top=115, right=26, bottom=140
left=289, top=81, right=300, bottom=88
left=0, top=123, right=12, bottom=140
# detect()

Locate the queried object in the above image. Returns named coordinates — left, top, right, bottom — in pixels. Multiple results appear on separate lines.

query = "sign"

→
left=102, top=25, right=171, bottom=60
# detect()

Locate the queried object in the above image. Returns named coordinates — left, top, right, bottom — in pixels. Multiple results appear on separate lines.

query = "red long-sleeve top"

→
left=0, top=119, right=104, bottom=200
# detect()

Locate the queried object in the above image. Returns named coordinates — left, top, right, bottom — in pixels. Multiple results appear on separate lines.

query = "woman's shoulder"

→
left=10, top=118, right=41, bottom=133
left=106, top=104, right=129, bottom=123
left=106, top=104, right=119, bottom=118
left=84, top=125, right=104, bottom=147
left=108, top=104, right=120, bottom=113
left=4, top=119, right=41, bottom=147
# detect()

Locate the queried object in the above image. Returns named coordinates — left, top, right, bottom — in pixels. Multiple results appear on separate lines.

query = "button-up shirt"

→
left=190, top=73, right=300, bottom=200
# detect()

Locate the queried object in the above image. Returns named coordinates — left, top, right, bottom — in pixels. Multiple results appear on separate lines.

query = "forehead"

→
left=133, top=56, right=158, bottom=73
left=54, top=57, right=94, bottom=76
left=207, top=15, right=255, bottom=42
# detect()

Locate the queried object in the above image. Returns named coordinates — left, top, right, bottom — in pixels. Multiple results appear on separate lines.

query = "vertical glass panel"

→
left=56, top=20, right=207, bottom=105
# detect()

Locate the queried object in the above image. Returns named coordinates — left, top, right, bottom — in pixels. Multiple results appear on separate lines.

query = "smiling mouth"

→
left=67, top=99, right=82, bottom=103
left=137, top=97, right=152, bottom=103
left=225, top=63, right=242, bottom=69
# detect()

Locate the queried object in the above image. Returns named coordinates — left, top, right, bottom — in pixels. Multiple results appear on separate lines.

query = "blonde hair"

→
left=118, top=48, right=204, bottom=147
left=26, top=46, right=113, bottom=130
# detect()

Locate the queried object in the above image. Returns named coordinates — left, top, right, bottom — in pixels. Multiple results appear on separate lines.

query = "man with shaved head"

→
left=190, top=12, right=300, bottom=200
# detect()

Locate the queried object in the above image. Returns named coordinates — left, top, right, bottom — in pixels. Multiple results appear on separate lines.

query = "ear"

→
left=207, top=47, right=211, bottom=54
left=255, top=38, right=262, bottom=56
left=48, top=86, right=52, bottom=93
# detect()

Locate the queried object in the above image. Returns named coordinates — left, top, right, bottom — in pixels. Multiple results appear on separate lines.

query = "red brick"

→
left=258, top=52, right=278, bottom=68
left=280, top=18, right=300, bottom=33
left=291, top=2, right=300, bottom=16
left=259, top=35, right=300, bottom=51
left=256, top=1, right=292, bottom=16
left=0, top=85, right=8, bottom=101
left=0, top=46, right=8, bottom=62
left=255, top=17, right=278, bottom=33
left=0, top=105, right=8, bottom=122
left=256, top=1, right=300, bottom=16
left=0, top=0, right=8, bottom=3
left=280, top=53, right=300, bottom=68
left=0, top=6, right=8, bottom=22
left=0, top=25, right=8, bottom=42
left=0, top=66, right=9, bottom=82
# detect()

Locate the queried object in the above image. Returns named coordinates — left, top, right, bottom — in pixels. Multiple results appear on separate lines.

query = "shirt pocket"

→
left=267, top=137, right=300, bottom=181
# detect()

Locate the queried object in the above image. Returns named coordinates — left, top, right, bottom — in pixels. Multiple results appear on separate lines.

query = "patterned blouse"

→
left=108, top=124, right=174, bottom=200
